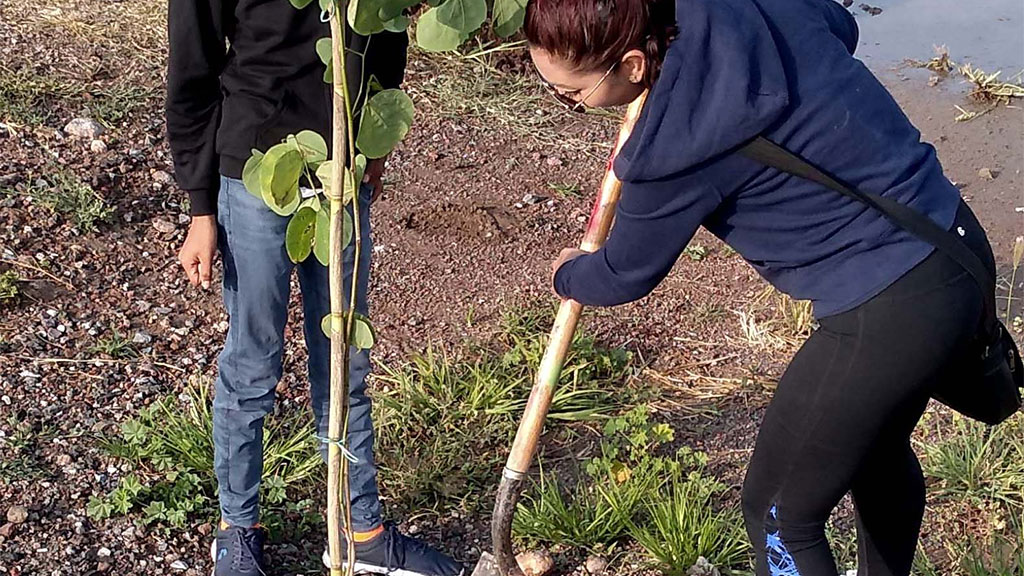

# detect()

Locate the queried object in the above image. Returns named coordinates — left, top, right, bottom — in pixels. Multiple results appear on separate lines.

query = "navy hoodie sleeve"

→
left=166, top=0, right=231, bottom=216
left=554, top=177, right=724, bottom=306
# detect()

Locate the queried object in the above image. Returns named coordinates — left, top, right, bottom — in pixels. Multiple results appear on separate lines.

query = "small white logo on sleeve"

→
left=957, top=227, right=966, bottom=237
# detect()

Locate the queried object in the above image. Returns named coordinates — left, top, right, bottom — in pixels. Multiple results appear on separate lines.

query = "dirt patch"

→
left=404, top=202, right=512, bottom=242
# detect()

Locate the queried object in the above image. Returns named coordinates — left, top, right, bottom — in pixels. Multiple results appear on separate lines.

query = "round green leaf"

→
left=313, top=204, right=330, bottom=266
left=289, top=0, right=315, bottom=7
left=285, top=206, right=317, bottom=263
left=319, top=0, right=334, bottom=10
left=242, top=149, right=264, bottom=199
left=382, top=14, right=410, bottom=32
left=348, top=0, right=385, bottom=35
left=295, top=130, right=328, bottom=163
left=492, top=0, right=526, bottom=38
left=415, top=8, right=466, bottom=52
left=316, top=37, right=334, bottom=83
left=259, top=144, right=303, bottom=215
left=316, top=160, right=333, bottom=195
left=344, top=156, right=367, bottom=203
left=351, top=313, right=375, bottom=350
left=378, top=0, right=419, bottom=21
left=434, top=0, right=486, bottom=34
left=355, top=89, right=414, bottom=159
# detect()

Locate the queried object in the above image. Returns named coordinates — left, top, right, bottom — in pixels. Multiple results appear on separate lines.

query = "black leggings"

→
left=741, top=202, right=995, bottom=576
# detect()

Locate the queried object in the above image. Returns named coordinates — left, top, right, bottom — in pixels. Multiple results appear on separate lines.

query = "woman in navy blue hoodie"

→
left=526, top=0, right=997, bottom=574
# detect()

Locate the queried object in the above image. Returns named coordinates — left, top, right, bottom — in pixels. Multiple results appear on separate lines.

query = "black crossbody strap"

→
left=740, top=136, right=997, bottom=333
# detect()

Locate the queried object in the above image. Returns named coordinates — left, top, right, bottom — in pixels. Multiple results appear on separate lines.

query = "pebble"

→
left=584, top=555, right=608, bottom=574
left=132, top=332, right=152, bottom=345
left=0, top=122, right=8, bottom=138
left=0, top=523, right=15, bottom=537
left=978, top=167, right=996, bottom=181
left=152, top=170, right=174, bottom=185
left=178, top=214, right=191, bottom=225
left=152, top=219, right=177, bottom=234
left=64, top=118, right=105, bottom=140
left=90, top=139, right=107, bottom=153
left=170, top=560, right=188, bottom=570
left=97, top=546, right=112, bottom=558
left=515, top=549, right=554, bottom=576
left=521, top=193, right=547, bottom=205
left=686, top=556, right=720, bottom=576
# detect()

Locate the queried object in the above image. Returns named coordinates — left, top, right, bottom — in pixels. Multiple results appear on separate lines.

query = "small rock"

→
left=152, top=219, right=177, bottom=234
left=170, top=560, right=187, bottom=571
left=0, top=122, right=9, bottom=138
left=515, top=549, right=554, bottom=576
left=858, top=3, right=882, bottom=15
left=545, top=156, right=563, bottom=167
left=687, top=556, right=720, bottom=576
left=521, top=193, right=547, bottom=205
left=97, top=546, right=112, bottom=558
left=585, top=555, right=608, bottom=574
left=197, top=523, right=212, bottom=536
left=64, top=118, right=105, bottom=140
left=927, top=76, right=940, bottom=87
left=7, top=506, right=28, bottom=525
left=0, top=523, right=16, bottom=537
left=178, top=214, right=191, bottom=225
left=978, top=167, right=997, bottom=180
left=842, top=0, right=853, bottom=6
left=152, top=170, right=174, bottom=185
left=97, top=561, right=111, bottom=572
left=90, top=139, right=107, bottom=153
left=132, top=332, right=152, bottom=345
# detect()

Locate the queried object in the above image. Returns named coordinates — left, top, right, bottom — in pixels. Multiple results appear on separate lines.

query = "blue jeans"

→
left=213, top=176, right=381, bottom=530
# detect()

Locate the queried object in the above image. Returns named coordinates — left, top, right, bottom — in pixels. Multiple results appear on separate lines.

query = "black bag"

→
left=741, top=137, right=1023, bottom=425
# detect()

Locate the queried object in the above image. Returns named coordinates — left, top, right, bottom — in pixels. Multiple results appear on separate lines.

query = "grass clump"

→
left=373, top=308, right=636, bottom=513
left=3, top=167, right=112, bottom=231
left=917, top=413, right=1024, bottom=509
left=514, top=406, right=749, bottom=573
left=0, top=270, right=20, bottom=302
left=89, top=329, right=136, bottom=359
left=96, top=376, right=322, bottom=535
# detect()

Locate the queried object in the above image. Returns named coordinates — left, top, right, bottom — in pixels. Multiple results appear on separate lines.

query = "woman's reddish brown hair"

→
left=524, top=0, right=677, bottom=87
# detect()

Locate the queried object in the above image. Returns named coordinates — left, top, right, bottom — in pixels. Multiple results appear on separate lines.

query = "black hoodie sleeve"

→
left=166, top=0, right=231, bottom=216
left=553, top=177, right=724, bottom=306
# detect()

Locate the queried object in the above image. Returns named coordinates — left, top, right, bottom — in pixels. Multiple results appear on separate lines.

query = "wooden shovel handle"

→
left=504, top=92, right=648, bottom=476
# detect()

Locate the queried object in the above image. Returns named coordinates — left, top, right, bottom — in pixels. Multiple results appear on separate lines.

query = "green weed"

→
left=0, top=417, right=51, bottom=484
left=917, top=413, right=1024, bottom=509
left=0, top=270, right=20, bottom=302
left=373, top=308, right=635, bottom=513
left=97, top=376, right=322, bottom=532
left=952, top=529, right=1024, bottom=576
left=683, top=244, right=708, bottom=262
left=0, top=64, right=153, bottom=126
left=89, top=330, right=136, bottom=359
left=548, top=182, right=582, bottom=198
left=515, top=407, right=749, bottom=573
left=4, top=167, right=112, bottom=231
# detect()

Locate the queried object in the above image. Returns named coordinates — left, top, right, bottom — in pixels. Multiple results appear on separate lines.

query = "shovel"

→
left=472, top=91, right=649, bottom=576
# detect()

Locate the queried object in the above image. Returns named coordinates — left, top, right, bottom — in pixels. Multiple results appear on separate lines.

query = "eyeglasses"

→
left=541, top=62, right=617, bottom=113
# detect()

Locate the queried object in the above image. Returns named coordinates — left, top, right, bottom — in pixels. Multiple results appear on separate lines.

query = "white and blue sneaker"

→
left=210, top=524, right=267, bottom=576
left=321, top=523, right=465, bottom=576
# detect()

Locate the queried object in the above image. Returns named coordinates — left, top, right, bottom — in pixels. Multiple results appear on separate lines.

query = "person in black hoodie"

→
left=166, top=1, right=464, bottom=575
left=526, top=0, right=998, bottom=574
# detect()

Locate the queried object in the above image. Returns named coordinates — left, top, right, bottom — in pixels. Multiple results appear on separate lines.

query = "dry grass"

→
left=406, top=42, right=617, bottom=158
left=959, top=64, right=1024, bottom=103
left=907, top=45, right=956, bottom=74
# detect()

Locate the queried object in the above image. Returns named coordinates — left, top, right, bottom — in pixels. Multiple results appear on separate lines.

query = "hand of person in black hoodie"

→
left=363, top=156, right=388, bottom=202
left=179, top=215, right=217, bottom=290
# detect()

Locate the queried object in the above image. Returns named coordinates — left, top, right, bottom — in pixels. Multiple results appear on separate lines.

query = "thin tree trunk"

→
left=326, top=3, right=355, bottom=574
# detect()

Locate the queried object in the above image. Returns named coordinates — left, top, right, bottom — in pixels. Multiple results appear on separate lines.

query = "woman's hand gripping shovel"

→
left=472, top=91, right=648, bottom=576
